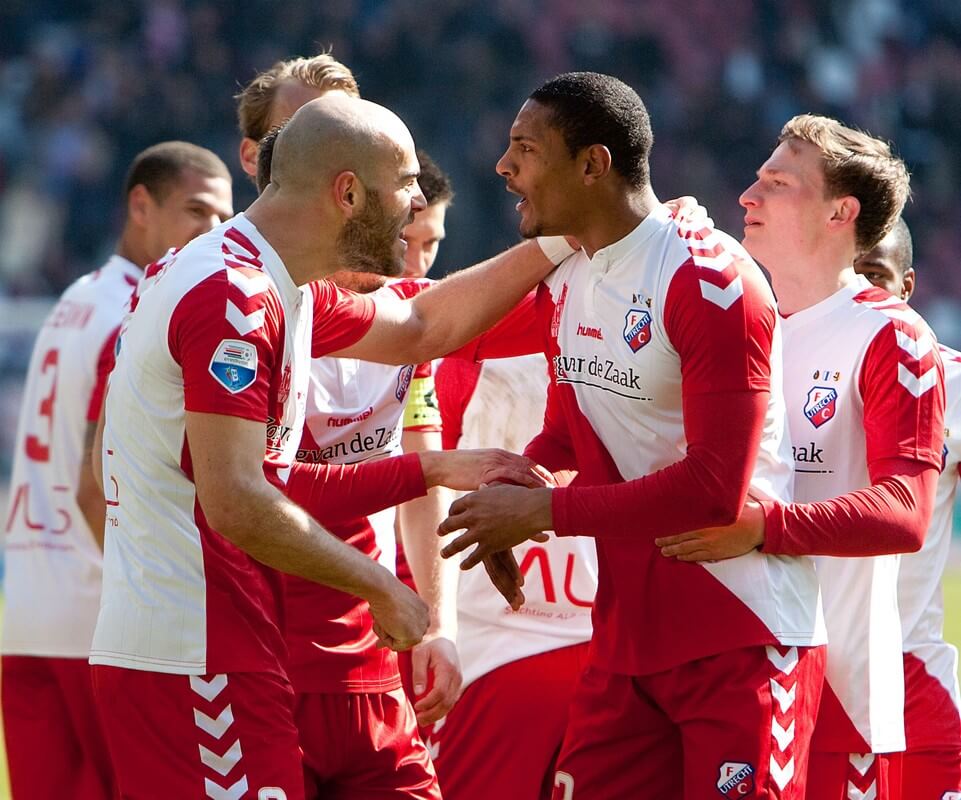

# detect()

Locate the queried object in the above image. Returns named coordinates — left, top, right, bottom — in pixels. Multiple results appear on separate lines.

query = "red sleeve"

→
left=284, top=453, right=427, bottom=524
left=760, top=459, right=935, bottom=556
left=446, top=291, right=542, bottom=361
left=310, top=280, right=376, bottom=358
left=170, top=270, right=279, bottom=422
left=86, top=325, right=120, bottom=422
left=553, top=390, right=766, bottom=537
left=551, top=256, right=776, bottom=538
left=435, top=358, right=482, bottom=450
left=760, top=319, right=944, bottom=556
left=859, top=322, right=944, bottom=468
left=523, top=378, right=579, bottom=473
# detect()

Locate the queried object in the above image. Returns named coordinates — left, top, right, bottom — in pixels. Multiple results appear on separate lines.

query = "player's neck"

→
left=770, top=261, right=859, bottom=316
left=114, top=229, right=152, bottom=270
left=577, top=184, right=659, bottom=259
left=245, top=196, right=339, bottom=286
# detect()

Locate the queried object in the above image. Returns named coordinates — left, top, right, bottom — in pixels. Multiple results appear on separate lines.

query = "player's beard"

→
left=336, top=189, right=406, bottom=278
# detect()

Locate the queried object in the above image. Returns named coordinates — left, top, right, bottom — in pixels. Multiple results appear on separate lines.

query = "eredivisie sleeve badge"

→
left=209, top=339, right=258, bottom=393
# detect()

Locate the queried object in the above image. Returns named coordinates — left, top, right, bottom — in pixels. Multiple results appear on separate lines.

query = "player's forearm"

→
left=76, top=461, right=106, bottom=550
left=552, top=391, right=766, bottom=539
left=760, top=459, right=935, bottom=557
left=398, top=486, right=459, bottom=638
left=285, top=454, right=427, bottom=526
left=212, top=481, right=398, bottom=602
left=404, top=240, right=557, bottom=364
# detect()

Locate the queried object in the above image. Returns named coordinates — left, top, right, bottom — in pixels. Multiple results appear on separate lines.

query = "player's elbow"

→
left=197, top=478, right=261, bottom=544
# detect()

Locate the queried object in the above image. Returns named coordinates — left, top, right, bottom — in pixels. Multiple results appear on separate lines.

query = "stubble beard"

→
left=336, top=189, right=406, bottom=278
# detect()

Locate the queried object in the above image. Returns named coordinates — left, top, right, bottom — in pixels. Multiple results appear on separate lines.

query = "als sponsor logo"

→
left=209, top=339, right=257, bottom=393
left=623, top=308, right=652, bottom=353
left=803, top=386, right=837, bottom=429
left=717, top=762, right=755, bottom=797
left=551, top=353, right=644, bottom=393
left=395, top=364, right=414, bottom=401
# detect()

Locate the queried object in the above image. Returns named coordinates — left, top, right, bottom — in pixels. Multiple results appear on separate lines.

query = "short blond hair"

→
left=235, top=53, right=360, bottom=143
left=779, top=114, right=910, bottom=254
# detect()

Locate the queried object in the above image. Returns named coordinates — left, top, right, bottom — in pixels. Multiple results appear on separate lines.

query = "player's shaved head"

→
left=270, top=94, right=414, bottom=194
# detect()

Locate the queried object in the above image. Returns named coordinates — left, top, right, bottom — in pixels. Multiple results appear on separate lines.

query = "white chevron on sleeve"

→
left=771, top=718, right=795, bottom=751
left=846, top=781, right=877, bottom=800
left=193, top=704, right=234, bottom=739
left=190, top=674, right=227, bottom=702
left=699, top=276, right=743, bottom=310
left=226, top=268, right=271, bottom=298
left=848, top=753, right=875, bottom=776
left=226, top=300, right=266, bottom=336
left=894, top=328, right=934, bottom=361
left=692, top=249, right=734, bottom=271
left=769, top=755, right=794, bottom=791
left=204, top=775, right=249, bottom=800
left=199, top=738, right=243, bottom=777
left=898, top=363, right=938, bottom=398
left=769, top=678, right=796, bottom=713
left=765, top=645, right=799, bottom=675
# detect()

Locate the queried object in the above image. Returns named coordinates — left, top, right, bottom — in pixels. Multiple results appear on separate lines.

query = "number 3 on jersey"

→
left=25, top=348, right=59, bottom=462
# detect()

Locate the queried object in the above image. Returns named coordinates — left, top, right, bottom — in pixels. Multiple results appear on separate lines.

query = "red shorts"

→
left=92, top=665, right=304, bottom=799
left=295, top=687, right=440, bottom=800
left=2, top=655, right=116, bottom=800
left=902, top=748, right=961, bottom=800
left=808, top=751, right=903, bottom=800
left=901, top=652, right=961, bottom=798
left=552, top=644, right=826, bottom=800
left=427, top=643, right=589, bottom=800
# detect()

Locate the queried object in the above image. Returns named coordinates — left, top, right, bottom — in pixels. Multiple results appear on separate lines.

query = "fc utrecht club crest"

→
left=717, top=762, right=755, bottom=797
left=209, top=338, right=258, bottom=394
left=623, top=308, right=652, bottom=353
left=804, top=386, right=838, bottom=429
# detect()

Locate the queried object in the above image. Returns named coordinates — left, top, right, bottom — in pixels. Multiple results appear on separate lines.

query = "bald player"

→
left=89, top=95, right=572, bottom=799
left=239, top=58, right=461, bottom=799
left=855, top=221, right=961, bottom=799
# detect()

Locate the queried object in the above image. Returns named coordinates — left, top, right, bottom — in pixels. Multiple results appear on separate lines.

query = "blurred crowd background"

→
left=0, top=0, right=960, bottom=472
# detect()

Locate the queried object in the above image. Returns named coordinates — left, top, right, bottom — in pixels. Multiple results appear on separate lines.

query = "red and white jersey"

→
left=89, top=214, right=374, bottom=676
left=780, top=276, right=943, bottom=753
left=284, top=279, right=436, bottom=694
left=436, top=354, right=597, bottom=688
left=536, top=203, right=824, bottom=676
left=899, top=343, right=961, bottom=748
left=3, top=256, right=139, bottom=658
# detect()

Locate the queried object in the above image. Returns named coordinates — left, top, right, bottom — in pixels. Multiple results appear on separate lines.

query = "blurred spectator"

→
left=1, top=0, right=960, bottom=341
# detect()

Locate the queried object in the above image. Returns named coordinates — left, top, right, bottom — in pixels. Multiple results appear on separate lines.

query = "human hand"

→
left=410, top=635, right=462, bottom=726
left=654, top=500, right=765, bottom=562
left=368, top=579, right=431, bottom=651
left=420, top=449, right=555, bottom=492
left=482, top=549, right=526, bottom=610
left=438, top=485, right=552, bottom=570
left=664, top=196, right=710, bottom=227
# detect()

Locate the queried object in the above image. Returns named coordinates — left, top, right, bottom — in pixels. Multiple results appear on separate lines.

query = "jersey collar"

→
left=588, top=203, right=672, bottom=274
left=230, top=212, right=302, bottom=307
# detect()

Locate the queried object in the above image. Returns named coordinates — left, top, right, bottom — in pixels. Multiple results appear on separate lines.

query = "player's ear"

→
left=582, top=145, right=612, bottom=185
left=332, top=171, right=364, bottom=218
left=901, top=267, right=916, bottom=301
left=829, top=196, right=860, bottom=229
left=239, top=138, right=259, bottom=179
left=127, top=184, right=152, bottom=227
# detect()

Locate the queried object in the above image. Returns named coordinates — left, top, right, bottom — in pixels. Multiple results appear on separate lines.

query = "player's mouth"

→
left=743, top=216, right=763, bottom=230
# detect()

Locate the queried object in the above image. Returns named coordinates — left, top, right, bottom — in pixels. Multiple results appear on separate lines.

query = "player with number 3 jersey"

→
left=1, top=142, right=233, bottom=800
